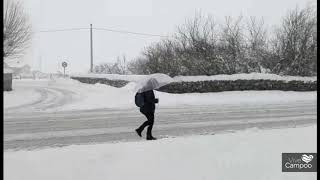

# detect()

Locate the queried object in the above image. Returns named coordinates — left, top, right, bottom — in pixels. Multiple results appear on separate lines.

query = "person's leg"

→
left=136, top=111, right=151, bottom=137
left=138, top=120, right=150, bottom=131
left=146, top=113, right=155, bottom=139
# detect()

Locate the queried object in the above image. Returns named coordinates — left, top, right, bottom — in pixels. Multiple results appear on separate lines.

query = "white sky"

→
left=16, top=0, right=316, bottom=73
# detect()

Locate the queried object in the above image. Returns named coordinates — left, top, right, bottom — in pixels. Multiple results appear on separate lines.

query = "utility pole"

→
left=90, top=24, right=93, bottom=72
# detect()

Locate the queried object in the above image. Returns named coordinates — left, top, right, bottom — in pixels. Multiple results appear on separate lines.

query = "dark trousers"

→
left=138, top=111, right=154, bottom=137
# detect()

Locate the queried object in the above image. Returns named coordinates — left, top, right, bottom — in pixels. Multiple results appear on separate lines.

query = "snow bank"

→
left=53, top=78, right=137, bottom=110
left=157, top=90, right=317, bottom=108
left=71, top=73, right=148, bottom=82
left=173, top=73, right=317, bottom=82
left=4, top=78, right=317, bottom=112
left=53, top=79, right=317, bottom=111
left=4, top=125, right=317, bottom=180
left=72, top=73, right=317, bottom=82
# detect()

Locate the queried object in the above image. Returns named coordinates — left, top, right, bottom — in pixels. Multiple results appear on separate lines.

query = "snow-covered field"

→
left=72, top=72, right=317, bottom=82
left=3, top=78, right=317, bottom=112
left=4, top=125, right=317, bottom=180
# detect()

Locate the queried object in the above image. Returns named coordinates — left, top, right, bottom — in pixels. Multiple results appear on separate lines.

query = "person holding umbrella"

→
left=135, top=74, right=173, bottom=140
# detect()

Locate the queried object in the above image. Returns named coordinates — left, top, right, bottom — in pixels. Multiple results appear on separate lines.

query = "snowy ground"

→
left=3, top=87, right=41, bottom=108
left=4, top=78, right=316, bottom=150
left=4, top=78, right=317, bottom=113
left=4, top=125, right=317, bottom=180
left=4, top=77, right=317, bottom=179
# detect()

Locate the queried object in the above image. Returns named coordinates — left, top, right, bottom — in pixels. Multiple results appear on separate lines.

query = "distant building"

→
left=3, top=68, right=13, bottom=91
left=3, top=61, right=32, bottom=91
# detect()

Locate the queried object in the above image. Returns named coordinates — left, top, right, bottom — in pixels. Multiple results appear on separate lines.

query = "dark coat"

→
left=140, top=90, right=158, bottom=114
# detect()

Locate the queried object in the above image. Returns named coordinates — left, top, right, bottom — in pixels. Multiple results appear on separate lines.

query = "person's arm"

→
left=145, top=91, right=158, bottom=103
left=154, top=98, right=159, bottom=103
left=151, top=91, right=159, bottom=103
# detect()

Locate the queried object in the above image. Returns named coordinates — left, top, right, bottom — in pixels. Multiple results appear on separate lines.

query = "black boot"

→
left=146, top=135, right=157, bottom=140
left=146, top=121, right=156, bottom=140
left=135, top=128, right=142, bottom=137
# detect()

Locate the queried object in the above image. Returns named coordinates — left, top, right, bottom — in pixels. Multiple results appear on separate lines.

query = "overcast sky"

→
left=16, top=0, right=316, bottom=73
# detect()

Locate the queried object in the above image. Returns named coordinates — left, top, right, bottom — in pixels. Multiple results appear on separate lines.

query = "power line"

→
left=93, top=27, right=169, bottom=38
left=36, top=27, right=89, bottom=33
left=34, top=26, right=169, bottom=38
left=33, top=24, right=169, bottom=72
left=34, top=27, right=169, bottom=38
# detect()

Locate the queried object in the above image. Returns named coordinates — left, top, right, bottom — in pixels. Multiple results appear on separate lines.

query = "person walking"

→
left=134, top=74, right=173, bottom=140
left=135, top=78, right=159, bottom=140
left=135, top=89, right=159, bottom=140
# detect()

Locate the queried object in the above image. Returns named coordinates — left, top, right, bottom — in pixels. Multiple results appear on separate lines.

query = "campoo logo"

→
left=301, top=154, right=314, bottom=163
left=282, top=153, right=317, bottom=172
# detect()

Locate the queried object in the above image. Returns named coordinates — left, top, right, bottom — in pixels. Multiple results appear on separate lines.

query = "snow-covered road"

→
left=4, top=102, right=316, bottom=150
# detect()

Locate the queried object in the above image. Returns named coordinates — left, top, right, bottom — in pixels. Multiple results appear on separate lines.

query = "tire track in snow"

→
left=5, top=87, right=76, bottom=113
left=4, top=102, right=317, bottom=150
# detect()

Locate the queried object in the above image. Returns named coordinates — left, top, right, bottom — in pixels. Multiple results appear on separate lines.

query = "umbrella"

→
left=136, top=73, right=173, bottom=93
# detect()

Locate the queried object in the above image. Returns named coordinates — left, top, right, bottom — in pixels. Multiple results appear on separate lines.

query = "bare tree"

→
left=3, top=0, right=32, bottom=59
left=140, top=39, right=182, bottom=76
left=271, top=5, right=317, bottom=76
left=128, top=38, right=178, bottom=75
left=219, top=15, right=246, bottom=73
left=93, top=55, right=129, bottom=74
left=115, top=55, right=128, bottom=75
left=127, top=57, right=149, bottom=75
left=246, top=17, right=267, bottom=51
left=245, top=16, right=269, bottom=72
left=175, top=12, right=224, bottom=75
left=129, top=5, right=316, bottom=76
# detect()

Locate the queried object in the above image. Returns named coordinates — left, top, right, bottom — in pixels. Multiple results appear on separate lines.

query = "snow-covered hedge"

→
left=173, top=73, right=317, bottom=83
left=70, top=73, right=317, bottom=93
left=71, top=76, right=129, bottom=88
left=158, top=79, right=317, bottom=93
left=71, top=73, right=148, bottom=82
